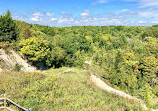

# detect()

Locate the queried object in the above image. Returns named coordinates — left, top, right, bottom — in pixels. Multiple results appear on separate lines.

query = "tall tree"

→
left=0, top=10, right=19, bottom=42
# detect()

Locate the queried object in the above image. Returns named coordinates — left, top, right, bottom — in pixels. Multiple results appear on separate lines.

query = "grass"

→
left=0, top=67, right=143, bottom=111
left=151, top=95, right=158, bottom=109
left=0, top=57, right=8, bottom=70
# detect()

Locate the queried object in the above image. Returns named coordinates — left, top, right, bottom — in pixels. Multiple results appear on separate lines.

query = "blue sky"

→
left=1, top=0, right=158, bottom=27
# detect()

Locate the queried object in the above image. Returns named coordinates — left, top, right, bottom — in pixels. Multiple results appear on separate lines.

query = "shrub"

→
left=13, top=63, right=23, bottom=71
left=19, top=37, right=51, bottom=66
left=153, top=86, right=158, bottom=96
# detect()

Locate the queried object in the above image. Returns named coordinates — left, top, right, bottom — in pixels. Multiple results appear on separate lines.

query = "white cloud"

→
left=61, top=11, right=72, bottom=17
left=31, top=12, right=44, bottom=22
left=100, top=17, right=108, bottom=20
left=125, top=0, right=158, bottom=8
left=47, top=12, right=54, bottom=17
left=138, top=11, right=152, bottom=18
left=120, top=9, right=129, bottom=12
left=31, top=17, right=43, bottom=22
left=33, top=12, right=43, bottom=17
left=12, top=13, right=29, bottom=22
left=13, top=8, right=158, bottom=27
left=51, top=17, right=57, bottom=21
left=80, top=10, right=90, bottom=16
left=138, top=20, right=146, bottom=24
left=152, top=21, right=158, bottom=24
left=108, top=18, right=122, bottom=25
left=31, top=17, right=38, bottom=21
left=125, top=9, right=158, bottom=20
left=58, top=18, right=74, bottom=23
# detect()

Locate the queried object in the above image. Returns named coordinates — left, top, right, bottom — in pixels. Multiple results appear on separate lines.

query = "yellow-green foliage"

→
left=32, top=30, right=48, bottom=38
left=139, top=55, right=158, bottom=85
left=144, top=37, right=158, bottom=54
left=101, top=34, right=113, bottom=41
left=19, top=37, right=51, bottom=63
left=85, top=36, right=93, bottom=43
left=144, top=84, right=152, bottom=108
left=0, top=68, right=143, bottom=111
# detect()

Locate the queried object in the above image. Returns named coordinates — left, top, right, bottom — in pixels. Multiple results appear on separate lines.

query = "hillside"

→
left=0, top=67, right=144, bottom=111
left=0, top=11, right=158, bottom=110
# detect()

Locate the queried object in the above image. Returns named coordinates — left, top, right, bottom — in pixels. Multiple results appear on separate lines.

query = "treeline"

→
left=0, top=11, right=158, bottom=108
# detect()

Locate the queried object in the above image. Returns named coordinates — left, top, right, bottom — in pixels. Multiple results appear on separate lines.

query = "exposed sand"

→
left=0, top=49, right=39, bottom=72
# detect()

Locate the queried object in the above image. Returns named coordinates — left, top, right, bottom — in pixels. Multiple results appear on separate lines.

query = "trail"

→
left=85, top=61, right=158, bottom=111
left=0, top=49, right=38, bottom=72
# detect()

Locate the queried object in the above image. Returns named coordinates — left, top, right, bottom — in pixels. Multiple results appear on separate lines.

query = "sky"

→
left=0, top=0, right=158, bottom=27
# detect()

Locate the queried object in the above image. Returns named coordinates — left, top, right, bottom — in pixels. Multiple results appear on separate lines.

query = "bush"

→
left=19, top=37, right=51, bottom=66
left=13, top=63, right=23, bottom=71
left=153, top=86, right=158, bottom=96
left=0, top=42, right=11, bottom=49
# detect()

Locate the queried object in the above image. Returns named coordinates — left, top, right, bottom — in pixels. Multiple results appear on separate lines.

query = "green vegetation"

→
left=0, top=68, right=143, bottom=111
left=19, top=37, right=51, bottom=66
left=0, top=10, right=19, bottom=42
left=0, top=10, right=158, bottom=110
left=13, top=63, right=23, bottom=71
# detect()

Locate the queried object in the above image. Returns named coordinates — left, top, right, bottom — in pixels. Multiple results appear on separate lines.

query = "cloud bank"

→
left=12, top=0, right=158, bottom=27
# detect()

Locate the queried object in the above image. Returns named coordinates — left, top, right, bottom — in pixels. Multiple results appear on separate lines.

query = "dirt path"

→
left=90, top=74, right=148, bottom=110
left=85, top=61, right=157, bottom=111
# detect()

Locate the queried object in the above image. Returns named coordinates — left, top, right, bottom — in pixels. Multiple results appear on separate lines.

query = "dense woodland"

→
left=0, top=11, right=158, bottom=109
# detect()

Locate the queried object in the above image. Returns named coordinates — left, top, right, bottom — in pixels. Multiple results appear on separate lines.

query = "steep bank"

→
left=0, top=49, right=38, bottom=72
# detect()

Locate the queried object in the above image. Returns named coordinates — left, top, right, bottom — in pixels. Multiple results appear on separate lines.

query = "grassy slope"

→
left=0, top=67, right=143, bottom=111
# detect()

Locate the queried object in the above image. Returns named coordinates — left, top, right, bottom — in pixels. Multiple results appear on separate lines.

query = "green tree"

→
left=139, top=55, right=158, bottom=87
left=19, top=37, right=51, bottom=66
left=23, top=26, right=32, bottom=39
left=0, top=10, right=19, bottom=42
left=6, top=10, right=11, bottom=17
left=49, top=46, right=66, bottom=67
left=144, top=37, right=158, bottom=55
